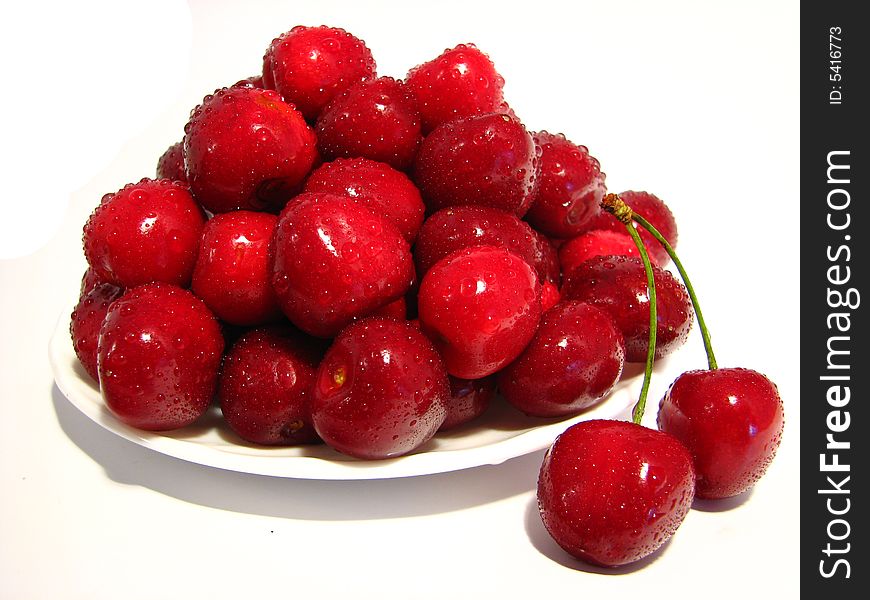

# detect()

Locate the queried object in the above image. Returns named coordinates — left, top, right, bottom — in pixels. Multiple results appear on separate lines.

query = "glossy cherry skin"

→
left=406, top=43, right=505, bottom=133
left=417, top=245, right=542, bottom=379
left=270, top=192, right=414, bottom=338
left=499, top=302, right=625, bottom=418
left=219, top=327, right=321, bottom=445
left=312, top=318, right=449, bottom=459
left=264, top=25, right=376, bottom=122
left=539, top=280, right=561, bottom=313
left=531, top=229, right=561, bottom=285
left=560, top=229, right=652, bottom=279
left=524, top=132, right=607, bottom=239
left=156, top=142, right=187, bottom=184
left=191, top=211, right=282, bottom=326
left=97, top=283, right=224, bottom=431
left=70, top=281, right=124, bottom=382
left=83, top=178, right=205, bottom=288
left=303, top=158, right=425, bottom=243
left=583, top=191, right=678, bottom=265
left=414, top=206, right=541, bottom=281
left=367, top=297, right=407, bottom=320
left=562, top=255, right=693, bottom=362
left=658, top=368, right=785, bottom=499
left=184, top=87, right=318, bottom=213
left=316, top=77, right=422, bottom=171
left=440, top=375, right=496, bottom=431
left=538, top=419, right=695, bottom=567
left=413, top=113, right=539, bottom=217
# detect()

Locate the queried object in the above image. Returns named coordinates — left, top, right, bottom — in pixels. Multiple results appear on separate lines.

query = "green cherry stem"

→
left=629, top=213, right=718, bottom=370
left=601, top=194, right=657, bottom=425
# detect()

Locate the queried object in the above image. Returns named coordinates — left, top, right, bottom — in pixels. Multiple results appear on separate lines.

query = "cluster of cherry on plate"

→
left=70, top=25, right=784, bottom=568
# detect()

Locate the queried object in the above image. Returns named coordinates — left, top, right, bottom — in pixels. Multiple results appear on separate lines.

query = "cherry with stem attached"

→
left=536, top=197, right=695, bottom=567
left=602, top=193, right=785, bottom=500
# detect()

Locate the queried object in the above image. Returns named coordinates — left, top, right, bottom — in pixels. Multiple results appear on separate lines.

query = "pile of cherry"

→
left=70, top=25, right=784, bottom=568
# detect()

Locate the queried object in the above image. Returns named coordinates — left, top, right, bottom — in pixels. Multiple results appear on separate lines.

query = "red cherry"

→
left=70, top=281, right=124, bottom=382
left=83, top=178, right=205, bottom=288
left=79, top=267, right=109, bottom=297
left=562, top=255, right=693, bottom=362
left=559, top=229, right=651, bottom=278
left=270, top=192, right=414, bottom=338
left=316, top=77, right=423, bottom=171
left=219, top=327, right=320, bottom=445
left=413, top=113, right=539, bottom=217
left=584, top=190, right=677, bottom=265
left=265, top=25, right=376, bottom=122
left=184, top=87, right=318, bottom=213
left=524, top=132, right=606, bottom=239
left=658, top=368, right=785, bottom=499
left=406, top=43, right=505, bottom=133
left=530, top=229, right=561, bottom=284
left=414, top=206, right=541, bottom=281
left=440, top=375, right=496, bottom=431
left=156, top=142, right=187, bottom=184
left=539, top=280, right=561, bottom=313
left=312, top=318, right=448, bottom=459
left=190, top=211, right=281, bottom=326
left=417, top=245, right=542, bottom=379
left=367, top=297, right=407, bottom=320
left=303, top=158, right=425, bottom=243
left=499, top=302, right=625, bottom=417
left=538, top=419, right=695, bottom=567
left=98, top=283, right=224, bottom=431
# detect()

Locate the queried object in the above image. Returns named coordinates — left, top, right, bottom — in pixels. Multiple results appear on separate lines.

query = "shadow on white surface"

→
left=52, top=384, right=544, bottom=520
left=523, top=496, right=673, bottom=574
left=691, top=488, right=754, bottom=512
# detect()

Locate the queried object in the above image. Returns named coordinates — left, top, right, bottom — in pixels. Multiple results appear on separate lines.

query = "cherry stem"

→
left=629, top=213, right=718, bottom=370
left=601, top=194, right=657, bottom=425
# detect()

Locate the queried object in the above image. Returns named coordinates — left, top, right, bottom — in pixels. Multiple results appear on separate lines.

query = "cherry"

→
left=183, top=87, right=318, bottom=213
left=156, top=141, right=187, bottom=184
left=190, top=210, right=282, bottom=326
left=303, top=158, right=425, bottom=243
left=413, top=205, right=541, bottom=281
left=562, top=255, right=692, bottom=363
left=531, top=229, right=561, bottom=285
left=658, top=368, right=784, bottom=499
left=524, top=132, right=606, bottom=239
left=83, top=178, right=205, bottom=288
left=233, top=75, right=265, bottom=89
left=270, top=192, right=414, bottom=338
left=79, top=267, right=108, bottom=296
left=417, top=245, right=541, bottom=379
left=413, top=113, right=539, bottom=217
left=585, top=190, right=677, bottom=265
left=406, top=43, right=505, bottom=133
left=538, top=420, right=695, bottom=567
left=311, top=318, right=448, bottom=459
left=559, top=229, right=652, bottom=279
left=218, top=327, right=320, bottom=445
left=70, top=281, right=124, bottom=382
left=316, top=77, right=423, bottom=171
left=539, top=280, right=561, bottom=313
left=98, top=282, right=224, bottom=431
left=499, top=302, right=625, bottom=417
left=367, top=297, right=407, bottom=320
left=601, top=192, right=785, bottom=500
left=440, top=375, right=496, bottom=431
left=264, top=25, right=376, bottom=122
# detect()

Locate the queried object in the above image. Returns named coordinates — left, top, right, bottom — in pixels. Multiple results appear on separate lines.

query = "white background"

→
left=0, top=0, right=799, bottom=598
